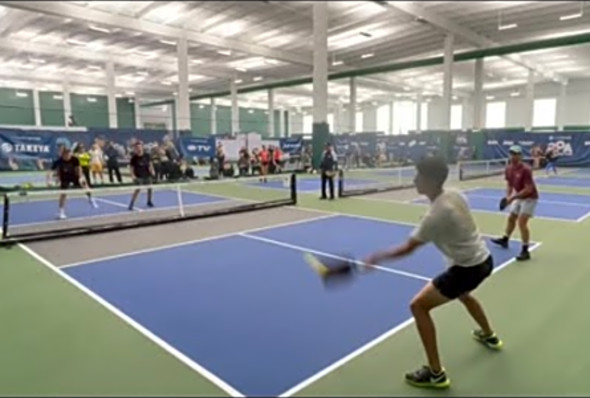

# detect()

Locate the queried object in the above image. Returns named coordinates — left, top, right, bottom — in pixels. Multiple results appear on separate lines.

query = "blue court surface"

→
left=3, top=190, right=228, bottom=227
left=535, top=173, right=590, bottom=188
left=63, top=214, right=528, bottom=397
left=413, top=187, right=590, bottom=222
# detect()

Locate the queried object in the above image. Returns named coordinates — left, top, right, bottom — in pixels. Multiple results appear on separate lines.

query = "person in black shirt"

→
left=320, top=143, right=337, bottom=200
left=51, top=146, right=97, bottom=219
left=129, top=142, right=155, bottom=210
left=104, top=141, right=122, bottom=183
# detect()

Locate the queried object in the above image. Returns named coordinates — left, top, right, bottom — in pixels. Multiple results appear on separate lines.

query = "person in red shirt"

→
left=491, top=145, right=539, bottom=261
left=259, top=145, right=269, bottom=183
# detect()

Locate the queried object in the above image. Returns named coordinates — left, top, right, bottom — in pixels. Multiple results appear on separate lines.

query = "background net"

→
left=1, top=174, right=296, bottom=244
left=337, top=166, right=418, bottom=197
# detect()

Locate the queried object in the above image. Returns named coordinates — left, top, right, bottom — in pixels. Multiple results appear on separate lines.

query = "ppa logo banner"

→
left=547, top=139, right=573, bottom=156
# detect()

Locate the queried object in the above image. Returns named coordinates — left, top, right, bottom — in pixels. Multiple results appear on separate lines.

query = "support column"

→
left=230, top=78, right=239, bottom=134
left=441, top=34, right=454, bottom=130
left=473, top=58, right=484, bottom=130
left=279, top=108, right=286, bottom=137
left=525, top=70, right=535, bottom=131
left=349, top=77, right=357, bottom=132
left=63, top=84, right=72, bottom=127
left=416, top=93, right=423, bottom=133
left=106, top=60, right=117, bottom=128
left=33, top=89, right=41, bottom=127
left=312, top=1, right=329, bottom=169
left=557, top=82, right=567, bottom=130
left=176, top=37, right=191, bottom=132
left=462, top=96, right=471, bottom=131
left=210, top=97, right=217, bottom=135
left=268, top=89, right=275, bottom=137
left=389, top=101, right=394, bottom=134
left=334, top=102, right=343, bottom=134
left=134, top=95, right=141, bottom=129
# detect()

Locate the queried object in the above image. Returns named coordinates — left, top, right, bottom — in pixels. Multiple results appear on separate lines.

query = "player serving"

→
left=51, top=146, right=98, bottom=219
left=128, top=141, right=155, bottom=211
left=491, top=145, right=538, bottom=261
left=308, top=156, right=502, bottom=389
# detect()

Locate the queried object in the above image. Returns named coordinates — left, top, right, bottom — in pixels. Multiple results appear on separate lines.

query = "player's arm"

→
left=363, top=237, right=425, bottom=266
left=47, top=159, right=58, bottom=185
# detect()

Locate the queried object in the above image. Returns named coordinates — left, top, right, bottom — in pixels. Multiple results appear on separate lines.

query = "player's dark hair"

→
left=416, top=155, right=449, bottom=187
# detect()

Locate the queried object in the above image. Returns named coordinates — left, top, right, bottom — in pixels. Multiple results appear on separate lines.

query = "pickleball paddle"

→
left=499, top=197, right=508, bottom=211
left=304, top=252, right=360, bottom=289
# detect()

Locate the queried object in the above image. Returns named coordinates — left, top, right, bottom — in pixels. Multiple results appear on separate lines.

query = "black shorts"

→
left=433, top=255, right=493, bottom=299
left=134, top=176, right=153, bottom=185
left=60, top=178, right=81, bottom=190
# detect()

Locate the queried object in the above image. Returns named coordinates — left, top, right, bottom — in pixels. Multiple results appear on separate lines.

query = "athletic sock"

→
left=522, top=244, right=529, bottom=253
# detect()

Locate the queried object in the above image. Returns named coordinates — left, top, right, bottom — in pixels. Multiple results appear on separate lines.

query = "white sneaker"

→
left=57, top=212, right=67, bottom=220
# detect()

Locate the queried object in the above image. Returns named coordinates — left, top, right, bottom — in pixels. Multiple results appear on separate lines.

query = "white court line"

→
left=279, top=241, right=543, bottom=397
left=240, top=233, right=431, bottom=282
left=353, top=194, right=578, bottom=223
left=575, top=210, right=590, bottom=223
left=466, top=193, right=590, bottom=208
left=60, top=213, right=338, bottom=269
left=18, top=243, right=245, bottom=398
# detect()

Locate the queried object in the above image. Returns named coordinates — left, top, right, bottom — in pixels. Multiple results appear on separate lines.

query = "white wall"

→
left=140, top=104, right=173, bottom=129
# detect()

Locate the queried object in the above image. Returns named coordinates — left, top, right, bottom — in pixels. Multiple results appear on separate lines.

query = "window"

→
left=327, top=113, right=334, bottom=129
left=533, top=98, right=556, bottom=127
left=355, top=111, right=363, bottom=132
left=393, top=101, right=416, bottom=135
left=302, top=114, right=313, bottom=133
left=485, top=101, right=506, bottom=128
left=451, top=104, right=463, bottom=130
left=376, top=104, right=390, bottom=133
left=420, top=102, right=429, bottom=130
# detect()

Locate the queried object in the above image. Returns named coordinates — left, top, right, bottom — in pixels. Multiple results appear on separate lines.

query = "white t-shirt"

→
left=411, top=189, right=490, bottom=267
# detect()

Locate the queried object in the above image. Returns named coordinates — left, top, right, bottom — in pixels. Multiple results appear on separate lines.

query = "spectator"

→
left=104, top=141, right=122, bottom=183
left=238, top=146, right=250, bottom=176
left=319, top=143, right=337, bottom=200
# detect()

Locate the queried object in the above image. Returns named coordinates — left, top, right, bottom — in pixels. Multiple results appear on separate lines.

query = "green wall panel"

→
left=0, top=88, right=35, bottom=125
left=39, top=91, right=65, bottom=126
left=70, top=94, right=108, bottom=128
left=116, top=97, right=136, bottom=129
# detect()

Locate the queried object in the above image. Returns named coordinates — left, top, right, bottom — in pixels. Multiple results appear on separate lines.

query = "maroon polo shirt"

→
left=505, top=161, right=539, bottom=200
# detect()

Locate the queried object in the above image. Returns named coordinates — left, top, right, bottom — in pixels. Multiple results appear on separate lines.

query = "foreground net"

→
left=1, top=174, right=296, bottom=244
left=337, top=167, right=417, bottom=197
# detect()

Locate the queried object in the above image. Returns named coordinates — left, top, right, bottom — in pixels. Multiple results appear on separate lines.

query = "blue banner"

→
left=0, top=127, right=170, bottom=171
left=279, top=137, right=303, bottom=155
left=483, top=131, right=590, bottom=167
left=379, top=134, right=440, bottom=163
left=178, top=136, right=216, bottom=159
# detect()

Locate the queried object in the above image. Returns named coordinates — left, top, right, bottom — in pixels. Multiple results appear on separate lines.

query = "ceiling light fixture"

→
left=361, top=53, right=374, bottom=59
left=332, top=60, right=344, bottom=66
left=191, top=59, right=204, bottom=65
left=217, top=49, right=232, bottom=56
left=235, top=67, right=247, bottom=72
left=159, top=39, right=177, bottom=46
left=235, top=79, right=243, bottom=84
left=510, top=91, right=520, bottom=97
left=253, top=76, right=263, bottom=81
left=486, top=95, right=495, bottom=100
left=88, top=24, right=111, bottom=33
left=66, top=38, right=88, bottom=46
left=497, top=9, right=518, bottom=30
left=560, top=2, right=584, bottom=20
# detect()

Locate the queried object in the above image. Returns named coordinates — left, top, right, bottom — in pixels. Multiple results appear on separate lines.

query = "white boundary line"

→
left=466, top=193, right=590, bottom=208
left=278, top=241, right=543, bottom=397
left=60, top=213, right=338, bottom=269
left=18, top=243, right=245, bottom=398
left=575, top=211, right=590, bottom=223
left=240, top=233, right=431, bottom=282
left=354, top=194, right=578, bottom=223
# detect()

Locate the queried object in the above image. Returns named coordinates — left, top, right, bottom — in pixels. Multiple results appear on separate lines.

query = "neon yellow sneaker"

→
left=472, top=329, right=503, bottom=350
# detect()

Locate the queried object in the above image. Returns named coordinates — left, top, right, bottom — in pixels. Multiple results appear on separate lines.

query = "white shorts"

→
left=510, top=199, right=537, bottom=217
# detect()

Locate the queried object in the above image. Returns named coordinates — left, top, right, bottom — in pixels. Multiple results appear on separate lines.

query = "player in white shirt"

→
left=363, top=156, right=503, bottom=389
left=89, top=143, right=105, bottom=185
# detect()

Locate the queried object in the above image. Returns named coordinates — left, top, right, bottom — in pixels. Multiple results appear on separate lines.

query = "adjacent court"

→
left=59, top=214, right=529, bottom=397
left=412, top=187, right=590, bottom=222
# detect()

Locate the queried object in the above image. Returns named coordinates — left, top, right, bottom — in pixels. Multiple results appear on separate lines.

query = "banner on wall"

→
left=178, top=136, right=216, bottom=159
left=483, top=131, right=590, bottom=167
left=279, top=137, right=303, bottom=155
left=0, top=127, right=170, bottom=171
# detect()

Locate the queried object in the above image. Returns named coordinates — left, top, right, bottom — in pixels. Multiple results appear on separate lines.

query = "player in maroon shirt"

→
left=491, top=145, right=539, bottom=261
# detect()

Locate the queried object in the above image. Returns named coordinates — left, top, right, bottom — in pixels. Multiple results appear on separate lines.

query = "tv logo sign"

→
left=187, top=144, right=211, bottom=153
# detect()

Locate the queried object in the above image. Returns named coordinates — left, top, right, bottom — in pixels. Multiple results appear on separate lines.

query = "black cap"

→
left=416, top=155, right=449, bottom=186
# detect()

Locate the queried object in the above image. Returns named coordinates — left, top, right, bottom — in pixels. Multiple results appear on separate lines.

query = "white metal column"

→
left=441, top=34, right=454, bottom=130
left=312, top=1, right=328, bottom=127
left=473, top=58, right=484, bottom=130
left=106, top=60, right=117, bottom=128
left=416, top=93, right=423, bottom=133
left=389, top=101, right=394, bottom=134
left=176, top=37, right=191, bottom=131
left=134, top=96, right=141, bottom=129
left=268, top=89, right=275, bottom=136
left=279, top=108, right=286, bottom=137
left=349, top=77, right=357, bottom=132
left=557, top=82, right=567, bottom=130
left=230, top=78, right=239, bottom=134
left=63, top=84, right=72, bottom=127
left=525, top=70, right=535, bottom=131
left=210, top=97, right=217, bottom=135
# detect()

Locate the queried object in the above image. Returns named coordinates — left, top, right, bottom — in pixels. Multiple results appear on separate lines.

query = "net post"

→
left=2, top=194, right=9, bottom=240
left=337, top=169, right=344, bottom=198
left=176, top=184, right=185, bottom=217
left=289, top=173, right=297, bottom=204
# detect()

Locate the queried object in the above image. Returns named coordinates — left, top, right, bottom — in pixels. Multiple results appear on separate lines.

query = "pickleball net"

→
left=1, top=174, right=297, bottom=244
left=337, top=166, right=419, bottom=197
left=458, top=157, right=534, bottom=181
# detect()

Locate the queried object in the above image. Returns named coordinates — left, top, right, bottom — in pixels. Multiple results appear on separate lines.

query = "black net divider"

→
left=0, top=173, right=297, bottom=246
